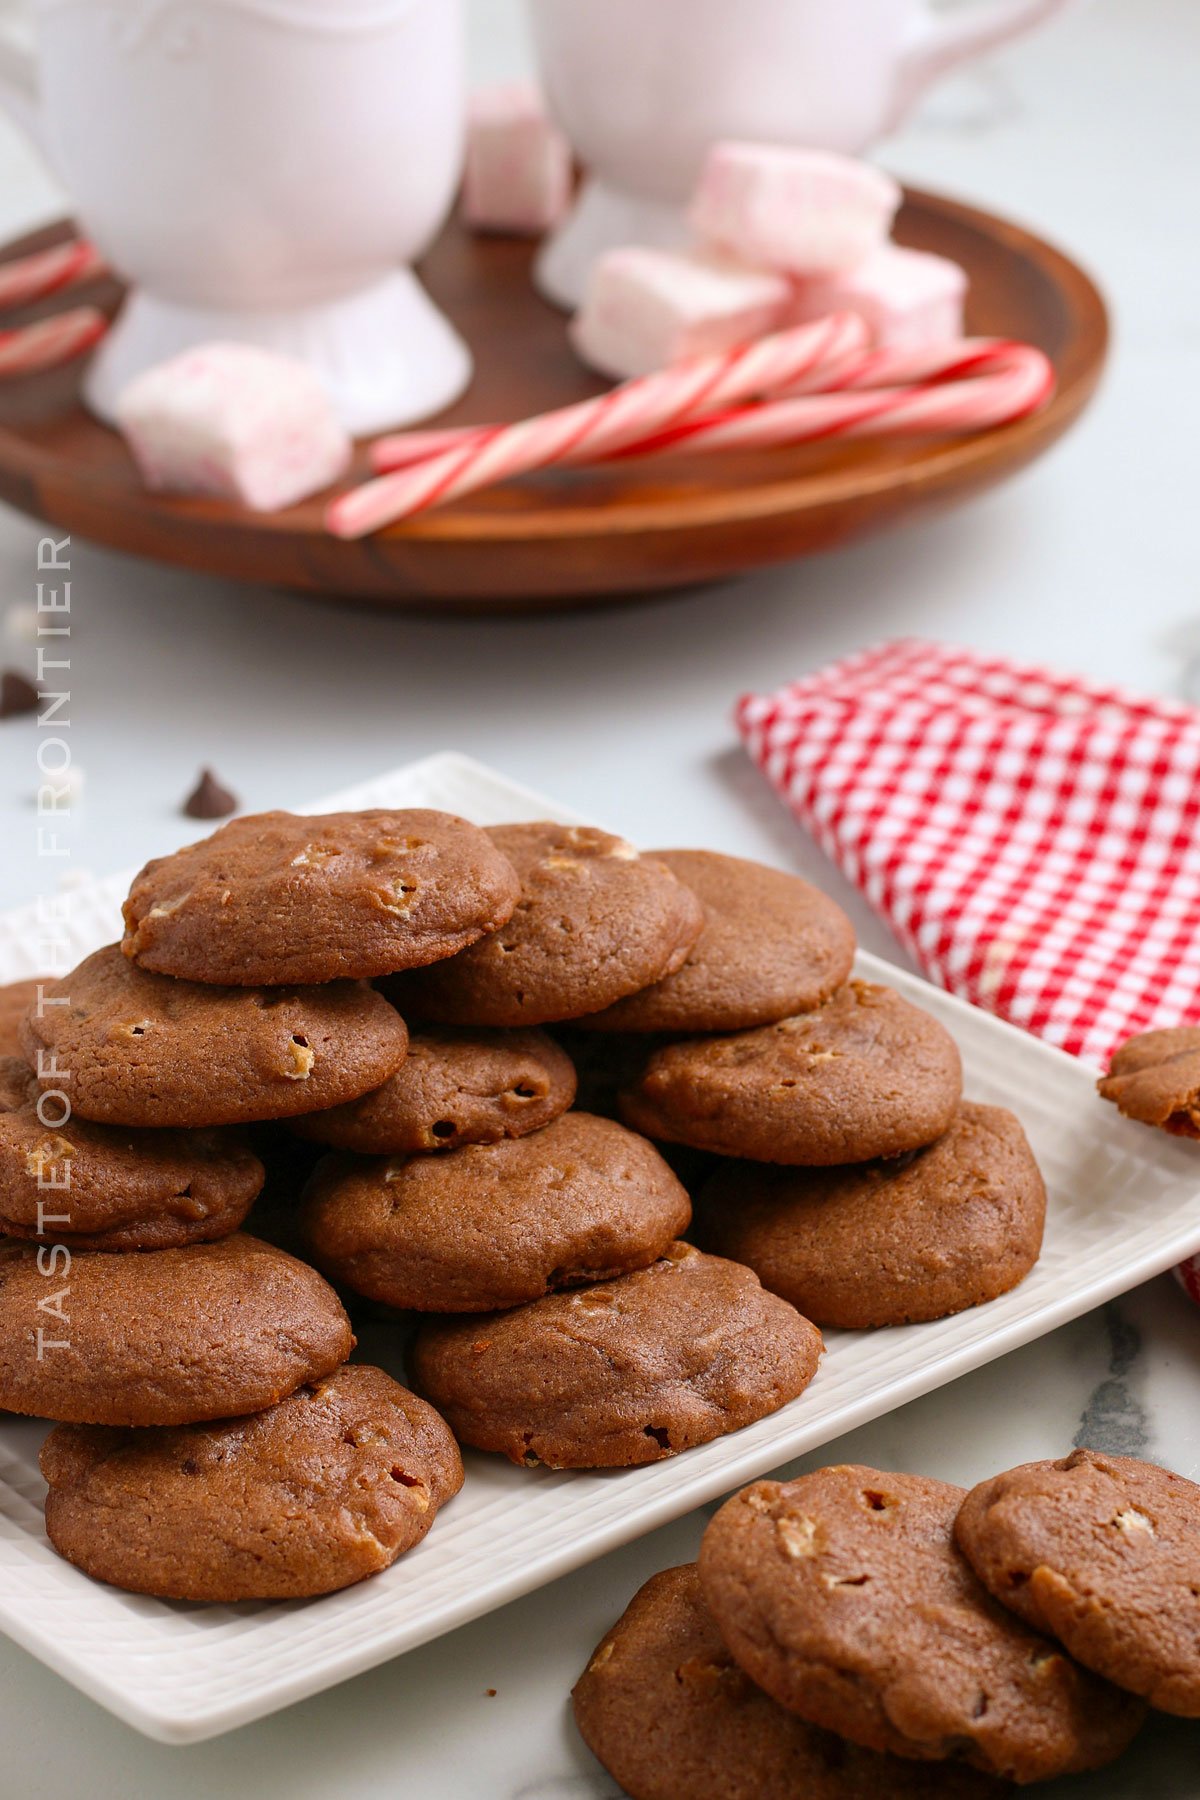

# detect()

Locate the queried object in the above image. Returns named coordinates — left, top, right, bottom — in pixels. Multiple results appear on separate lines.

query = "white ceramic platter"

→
left=1, top=753, right=1198, bottom=1743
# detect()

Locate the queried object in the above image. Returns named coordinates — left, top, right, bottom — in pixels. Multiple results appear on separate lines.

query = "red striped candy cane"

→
left=329, top=337, right=1054, bottom=537
left=355, top=310, right=868, bottom=491
left=0, top=241, right=106, bottom=312
left=0, top=307, right=109, bottom=380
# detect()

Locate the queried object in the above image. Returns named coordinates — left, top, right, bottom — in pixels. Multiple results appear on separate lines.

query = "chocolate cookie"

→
left=0, top=1233, right=352, bottom=1424
left=621, top=982, right=962, bottom=1165
left=300, top=1112, right=691, bottom=1312
left=0, top=977, right=42, bottom=1059
left=1098, top=1029, right=1200, bottom=1137
left=699, top=1468, right=1146, bottom=1784
left=409, top=1242, right=821, bottom=1468
left=121, top=808, right=521, bottom=986
left=388, top=823, right=704, bottom=1027
left=293, top=1025, right=577, bottom=1155
left=19, top=945, right=409, bottom=1127
left=955, top=1449, right=1200, bottom=1717
left=577, top=851, right=855, bottom=1033
left=699, top=1102, right=1045, bottom=1327
left=573, top=1564, right=1006, bottom=1800
left=0, top=1057, right=264, bottom=1250
left=41, top=1364, right=462, bottom=1601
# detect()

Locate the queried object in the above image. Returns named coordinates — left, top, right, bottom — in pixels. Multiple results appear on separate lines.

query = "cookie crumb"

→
left=183, top=768, right=239, bottom=820
left=1, top=669, right=39, bottom=718
left=485, top=1687, right=497, bottom=1698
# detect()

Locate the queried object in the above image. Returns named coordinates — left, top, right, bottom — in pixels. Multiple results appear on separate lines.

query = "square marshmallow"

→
left=116, top=343, right=352, bottom=513
left=463, top=83, right=573, bottom=237
left=788, top=245, right=968, bottom=349
left=571, top=247, right=792, bottom=381
left=691, top=142, right=902, bottom=276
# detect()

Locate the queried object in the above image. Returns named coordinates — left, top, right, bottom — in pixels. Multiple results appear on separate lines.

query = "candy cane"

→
left=617, top=343, right=1056, bottom=460
left=329, top=337, right=1054, bottom=537
left=0, top=307, right=109, bottom=380
left=354, top=309, right=868, bottom=494
left=368, top=425, right=483, bottom=473
left=775, top=337, right=1044, bottom=397
left=0, top=240, right=106, bottom=313
left=365, top=335, right=1032, bottom=476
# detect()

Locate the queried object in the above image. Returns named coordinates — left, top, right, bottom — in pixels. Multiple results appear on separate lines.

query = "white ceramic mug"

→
left=0, top=0, right=472, bottom=433
left=528, top=0, right=1079, bottom=309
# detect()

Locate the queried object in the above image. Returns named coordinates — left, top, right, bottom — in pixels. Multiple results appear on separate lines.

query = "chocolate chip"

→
left=183, top=768, right=239, bottom=820
left=0, top=669, right=39, bottom=718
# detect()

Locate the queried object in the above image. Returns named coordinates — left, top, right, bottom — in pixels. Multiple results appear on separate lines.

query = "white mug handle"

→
left=890, top=0, right=1080, bottom=130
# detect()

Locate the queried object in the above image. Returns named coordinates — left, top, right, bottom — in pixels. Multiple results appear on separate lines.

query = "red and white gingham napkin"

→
left=736, top=638, right=1200, bottom=1300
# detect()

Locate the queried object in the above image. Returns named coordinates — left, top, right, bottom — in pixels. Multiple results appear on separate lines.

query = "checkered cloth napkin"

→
left=736, top=637, right=1200, bottom=1302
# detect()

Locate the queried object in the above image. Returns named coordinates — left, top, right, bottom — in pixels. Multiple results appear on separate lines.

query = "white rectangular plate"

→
left=3, top=752, right=1200, bottom=1744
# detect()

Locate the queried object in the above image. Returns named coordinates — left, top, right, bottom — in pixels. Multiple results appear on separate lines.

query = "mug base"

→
left=534, top=177, right=696, bottom=312
left=83, top=270, right=474, bottom=437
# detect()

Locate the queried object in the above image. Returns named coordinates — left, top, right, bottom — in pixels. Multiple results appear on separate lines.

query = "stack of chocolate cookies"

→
left=575, top=1447, right=1200, bottom=1794
left=299, top=825, right=827, bottom=1470
left=571, top=850, right=1046, bottom=1334
left=0, top=805, right=540, bottom=1599
left=0, top=806, right=1050, bottom=1604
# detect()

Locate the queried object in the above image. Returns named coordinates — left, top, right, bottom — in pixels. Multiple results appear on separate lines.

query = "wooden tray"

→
left=0, top=189, right=1107, bottom=612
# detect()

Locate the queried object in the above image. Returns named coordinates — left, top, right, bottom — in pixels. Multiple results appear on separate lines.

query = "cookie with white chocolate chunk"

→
left=0, top=1055, right=263, bottom=1249
left=409, top=1242, right=821, bottom=1468
left=0, top=1233, right=352, bottom=1425
left=121, top=808, right=521, bottom=986
left=577, top=849, right=855, bottom=1034
left=387, top=822, right=704, bottom=1027
left=19, top=945, right=409, bottom=1127
left=621, top=982, right=961, bottom=1164
left=698, top=1102, right=1045, bottom=1327
left=40, top=1364, right=461, bottom=1600
left=699, top=1467, right=1146, bottom=1784
left=956, top=1449, right=1200, bottom=1717
left=573, top=1564, right=1008, bottom=1800
left=292, top=1024, right=576, bottom=1155
left=299, top=1111, right=691, bottom=1312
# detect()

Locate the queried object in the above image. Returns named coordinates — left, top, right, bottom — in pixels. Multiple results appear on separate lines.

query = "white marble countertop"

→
left=1, top=0, right=1199, bottom=1792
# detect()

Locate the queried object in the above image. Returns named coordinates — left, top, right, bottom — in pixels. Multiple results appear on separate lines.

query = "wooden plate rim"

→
left=0, top=184, right=1108, bottom=556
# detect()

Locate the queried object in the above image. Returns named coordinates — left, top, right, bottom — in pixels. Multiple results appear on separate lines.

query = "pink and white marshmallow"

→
left=788, top=244, right=968, bottom=350
left=116, top=343, right=352, bottom=513
left=571, top=247, right=792, bottom=382
left=691, top=142, right=902, bottom=277
left=462, top=83, right=573, bottom=237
